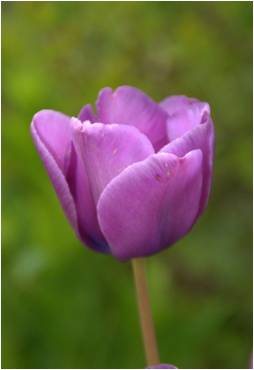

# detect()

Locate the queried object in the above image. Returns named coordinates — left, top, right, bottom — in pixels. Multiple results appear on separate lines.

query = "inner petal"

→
left=160, top=95, right=210, bottom=141
left=72, top=120, right=154, bottom=205
left=65, top=142, right=109, bottom=252
left=96, top=86, right=169, bottom=151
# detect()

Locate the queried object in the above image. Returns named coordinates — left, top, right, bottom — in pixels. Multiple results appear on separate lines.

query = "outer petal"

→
left=31, top=110, right=108, bottom=252
left=72, top=120, right=154, bottom=205
left=31, top=111, right=78, bottom=232
left=78, top=104, right=97, bottom=122
left=96, top=86, right=168, bottom=151
left=160, top=95, right=210, bottom=141
left=97, top=150, right=203, bottom=261
left=32, top=110, right=73, bottom=171
left=160, top=117, right=214, bottom=215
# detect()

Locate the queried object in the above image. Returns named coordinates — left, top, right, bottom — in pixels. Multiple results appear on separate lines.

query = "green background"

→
left=2, top=2, right=252, bottom=369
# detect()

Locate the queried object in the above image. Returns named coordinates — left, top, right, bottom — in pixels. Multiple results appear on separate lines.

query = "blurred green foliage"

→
left=2, top=2, right=252, bottom=369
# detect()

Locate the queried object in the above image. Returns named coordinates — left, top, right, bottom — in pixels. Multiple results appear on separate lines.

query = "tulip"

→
left=31, top=85, right=214, bottom=367
left=31, top=86, right=214, bottom=261
left=147, top=364, right=177, bottom=369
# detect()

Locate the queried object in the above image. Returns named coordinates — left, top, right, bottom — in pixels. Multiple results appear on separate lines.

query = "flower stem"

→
left=132, top=258, right=159, bottom=366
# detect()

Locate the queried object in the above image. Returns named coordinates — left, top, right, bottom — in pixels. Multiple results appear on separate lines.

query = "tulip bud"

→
left=31, top=86, right=214, bottom=260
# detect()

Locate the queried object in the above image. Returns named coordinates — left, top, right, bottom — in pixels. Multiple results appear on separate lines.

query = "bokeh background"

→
left=2, top=2, right=252, bottom=369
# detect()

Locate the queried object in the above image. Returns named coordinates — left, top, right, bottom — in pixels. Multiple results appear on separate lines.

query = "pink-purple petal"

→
left=97, top=150, right=203, bottom=261
left=96, top=86, right=169, bottom=151
left=160, top=117, right=214, bottom=215
left=160, top=95, right=210, bottom=117
left=72, top=120, right=154, bottom=205
left=78, top=103, right=97, bottom=123
left=32, top=110, right=73, bottom=171
left=31, top=111, right=108, bottom=252
left=31, top=117, right=79, bottom=234
left=160, top=95, right=210, bottom=141
left=65, top=143, right=109, bottom=252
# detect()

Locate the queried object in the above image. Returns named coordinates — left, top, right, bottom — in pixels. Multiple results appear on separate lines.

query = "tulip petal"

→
left=31, top=112, right=78, bottom=233
left=78, top=103, right=97, bottom=122
left=96, top=86, right=168, bottom=151
left=160, top=117, right=214, bottom=214
left=160, top=95, right=210, bottom=116
left=98, top=150, right=203, bottom=261
left=32, top=110, right=73, bottom=171
left=65, top=144, right=110, bottom=253
left=31, top=111, right=109, bottom=252
left=160, top=95, right=210, bottom=141
left=72, top=120, right=154, bottom=205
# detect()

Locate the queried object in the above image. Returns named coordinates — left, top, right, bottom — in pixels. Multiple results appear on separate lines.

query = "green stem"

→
left=132, top=258, right=160, bottom=366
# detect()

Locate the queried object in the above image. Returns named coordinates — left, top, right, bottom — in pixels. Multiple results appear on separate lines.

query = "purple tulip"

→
left=147, top=364, right=177, bottom=369
left=31, top=86, right=214, bottom=261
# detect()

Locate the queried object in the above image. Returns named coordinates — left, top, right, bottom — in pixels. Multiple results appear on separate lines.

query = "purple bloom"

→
left=147, top=364, right=177, bottom=369
left=31, top=86, right=214, bottom=261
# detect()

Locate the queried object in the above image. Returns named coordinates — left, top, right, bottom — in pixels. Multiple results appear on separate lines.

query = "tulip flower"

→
left=31, top=86, right=214, bottom=261
left=147, top=365, right=177, bottom=369
left=31, top=85, right=214, bottom=367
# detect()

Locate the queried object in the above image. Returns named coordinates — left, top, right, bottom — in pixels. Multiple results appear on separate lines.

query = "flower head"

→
left=147, top=364, right=177, bottom=369
left=31, top=86, right=214, bottom=260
